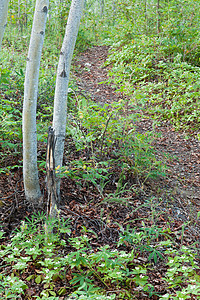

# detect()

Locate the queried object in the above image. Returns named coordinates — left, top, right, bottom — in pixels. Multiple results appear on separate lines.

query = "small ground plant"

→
left=0, top=213, right=200, bottom=299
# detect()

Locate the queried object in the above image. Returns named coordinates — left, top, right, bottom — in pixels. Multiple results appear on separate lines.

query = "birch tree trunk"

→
left=53, top=0, right=84, bottom=204
left=0, top=0, right=9, bottom=52
left=157, top=0, right=160, bottom=34
left=18, top=0, right=21, bottom=30
left=100, top=0, right=104, bottom=18
left=23, top=0, right=49, bottom=203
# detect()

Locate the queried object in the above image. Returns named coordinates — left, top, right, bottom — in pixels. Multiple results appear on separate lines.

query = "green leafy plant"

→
left=1, top=213, right=200, bottom=299
left=105, top=36, right=200, bottom=131
left=0, top=274, right=28, bottom=299
left=63, top=96, right=165, bottom=196
left=118, top=223, right=167, bottom=264
left=160, top=244, right=200, bottom=299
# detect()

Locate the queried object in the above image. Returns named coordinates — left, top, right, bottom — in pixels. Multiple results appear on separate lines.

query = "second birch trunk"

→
left=53, top=0, right=84, bottom=202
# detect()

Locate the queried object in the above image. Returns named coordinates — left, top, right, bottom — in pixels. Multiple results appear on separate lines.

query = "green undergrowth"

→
left=105, top=35, right=200, bottom=132
left=0, top=30, right=53, bottom=163
left=56, top=95, right=165, bottom=195
left=0, top=213, right=200, bottom=299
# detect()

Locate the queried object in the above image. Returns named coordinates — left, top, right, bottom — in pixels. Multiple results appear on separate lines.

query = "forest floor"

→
left=73, top=45, right=200, bottom=232
left=1, top=45, right=200, bottom=299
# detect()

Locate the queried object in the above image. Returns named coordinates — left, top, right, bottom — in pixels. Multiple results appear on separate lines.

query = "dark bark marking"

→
left=60, top=63, right=66, bottom=77
left=60, top=69, right=66, bottom=78
left=42, top=6, right=48, bottom=13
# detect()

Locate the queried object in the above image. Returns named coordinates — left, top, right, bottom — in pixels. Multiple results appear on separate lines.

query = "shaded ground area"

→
left=1, top=45, right=200, bottom=299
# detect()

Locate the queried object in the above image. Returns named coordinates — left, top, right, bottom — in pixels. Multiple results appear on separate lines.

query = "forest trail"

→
left=73, top=45, right=200, bottom=230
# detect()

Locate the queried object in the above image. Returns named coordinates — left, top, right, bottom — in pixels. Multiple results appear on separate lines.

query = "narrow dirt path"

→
left=74, top=45, right=122, bottom=104
left=73, top=45, right=200, bottom=231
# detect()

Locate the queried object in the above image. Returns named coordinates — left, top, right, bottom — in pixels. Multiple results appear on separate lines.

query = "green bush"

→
left=58, top=96, right=165, bottom=193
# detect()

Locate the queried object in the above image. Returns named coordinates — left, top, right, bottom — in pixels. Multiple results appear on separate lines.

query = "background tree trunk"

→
left=157, top=0, right=160, bottom=34
left=100, top=0, right=104, bottom=18
left=0, top=0, right=9, bottom=51
left=53, top=0, right=84, bottom=202
left=23, top=0, right=49, bottom=204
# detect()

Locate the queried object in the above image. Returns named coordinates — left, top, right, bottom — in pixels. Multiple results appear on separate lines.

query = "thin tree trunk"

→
left=0, top=0, right=9, bottom=51
left=112, top=0, right=115, bottom=25
left=157, top=0, right=160, bottom=34
left=23, top=0, right=49, bottom=204
left=144, top=0, right=148, bottom=34
left=53, top=0, right=84, bottom=202
left=100, top=0, right=104, bottom=18
left=18, top=0, right=21, bottom=30
left=25, top=0, right=27, bottom=28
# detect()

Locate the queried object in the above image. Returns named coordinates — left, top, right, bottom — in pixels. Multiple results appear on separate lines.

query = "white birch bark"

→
left=53, top=0, right=84, bottom=201
left=23, top=0, right=49, bottom=203
left=0, top=0, right=9, bottom=51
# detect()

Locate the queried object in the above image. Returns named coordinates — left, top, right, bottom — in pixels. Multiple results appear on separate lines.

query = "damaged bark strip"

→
left=46, top=127, right=58, bottom=218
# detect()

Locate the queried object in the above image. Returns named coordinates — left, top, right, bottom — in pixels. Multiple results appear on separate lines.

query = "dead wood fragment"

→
left=46, top=126, right=58, bottom=218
